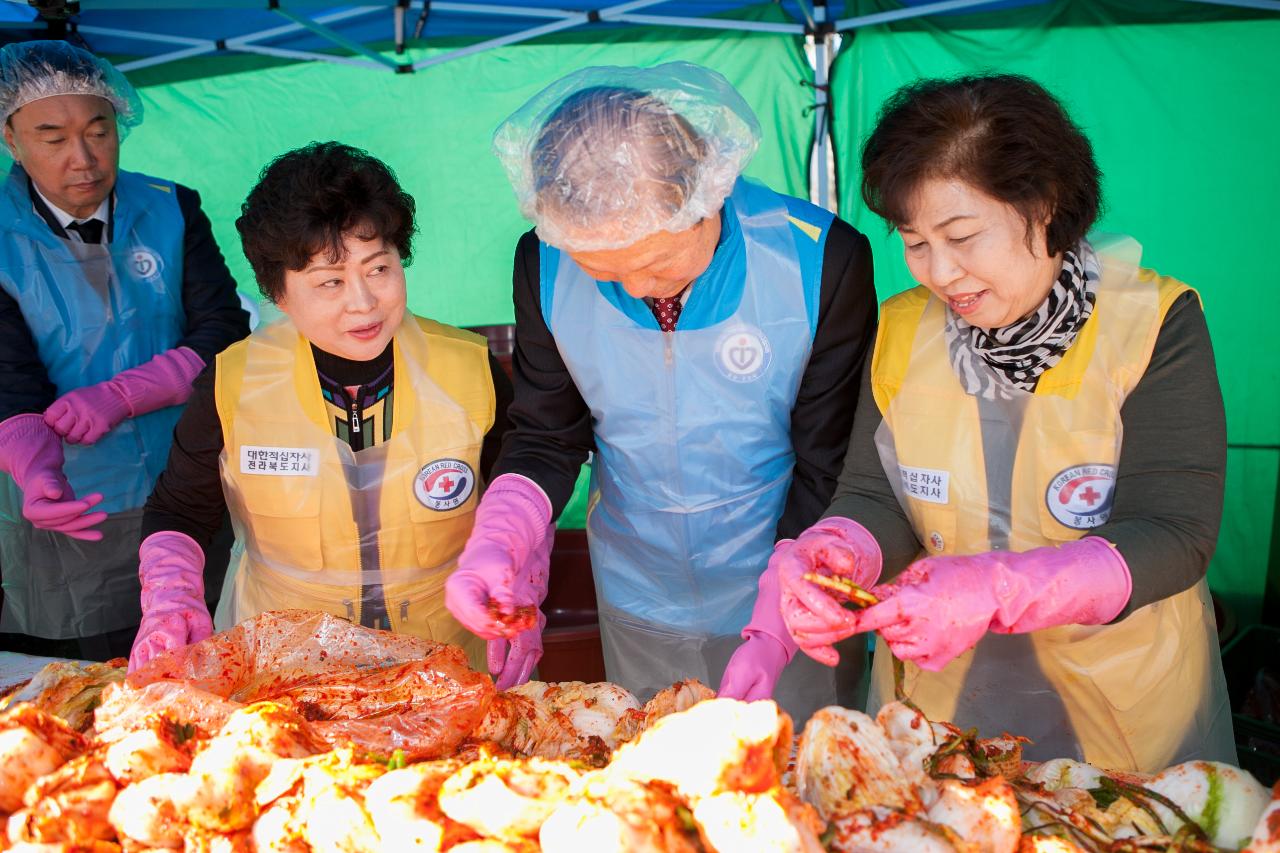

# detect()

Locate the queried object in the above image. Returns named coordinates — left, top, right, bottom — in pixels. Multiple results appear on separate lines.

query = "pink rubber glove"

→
left=0, top=413, right=106, bottom=540
left=848, top=537, right=1132, bottom=672
left=486, top=523, right=554, bottom=691
left=128, top=531, right=214, bottom=672
left=488, top=612, right=546, bottom=692
left=445, top=474, right=553, bottom=641
left=719, top=557, right=797, bottom=701
left=44, top=346, right=204, bottom=445
left=775, top=517, right=883, bottom=666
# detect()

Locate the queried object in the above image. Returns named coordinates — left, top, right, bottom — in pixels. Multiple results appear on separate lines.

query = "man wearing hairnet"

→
left=446, top=63, right=877, bottom=722
left=0, top=41, right=247, bottom=659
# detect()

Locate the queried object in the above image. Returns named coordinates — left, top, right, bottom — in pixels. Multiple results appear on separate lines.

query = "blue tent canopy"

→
left=0, top=0, right=1153, bottom=75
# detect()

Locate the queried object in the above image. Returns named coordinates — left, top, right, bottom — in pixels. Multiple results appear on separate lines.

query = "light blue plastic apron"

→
left=545, top=178, right=862, bottom=724
left=0, top=166, right=185, bottom=638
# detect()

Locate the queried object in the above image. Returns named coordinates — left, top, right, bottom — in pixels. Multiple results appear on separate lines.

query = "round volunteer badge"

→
left=714, top=325, right=772, bottom=383
left=1046, top=464, right=1117, bottom=529
left=130, top=246, right=163, bottom=282
left=413, top=459, right=476, bottom=511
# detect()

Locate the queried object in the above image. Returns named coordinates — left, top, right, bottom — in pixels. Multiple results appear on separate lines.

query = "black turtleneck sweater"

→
left=141, top=338, right=513, bottom=547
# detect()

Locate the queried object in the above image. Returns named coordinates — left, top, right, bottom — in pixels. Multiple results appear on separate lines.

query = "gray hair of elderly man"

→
left=530, top=85, right=709, bottom=239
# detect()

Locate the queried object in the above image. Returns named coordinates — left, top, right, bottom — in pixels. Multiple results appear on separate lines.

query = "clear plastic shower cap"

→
left=0, top=40, right=142, bottom=133
left=492, top=61, right=760, bottom=252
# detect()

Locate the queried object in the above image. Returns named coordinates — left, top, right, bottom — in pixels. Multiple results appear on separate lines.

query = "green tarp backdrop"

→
left=114, top=0, right=1278, bottom=621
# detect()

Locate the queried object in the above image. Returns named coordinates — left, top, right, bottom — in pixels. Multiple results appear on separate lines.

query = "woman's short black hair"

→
left=861, top=74, right=1102, bottom=256
left=236, top=141, right=417, bottom=303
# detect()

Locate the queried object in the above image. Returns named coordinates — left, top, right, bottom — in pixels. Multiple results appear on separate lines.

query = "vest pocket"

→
left=905, top=500, right=957, bottom=558
left=403, top=448, right=481, bottom=569
left=381, top=567, right=486, bottom=670
left=234, top=474, right=325, bottom=571
left=1032, top=428, right=1120, bottom=544
left=407, top=501, right=474, bottom=571
left=1033, top=583, right=1215, bottom=770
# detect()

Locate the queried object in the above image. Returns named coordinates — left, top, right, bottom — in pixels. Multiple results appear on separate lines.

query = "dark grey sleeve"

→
left=1090, top=290, right=1226, bottom=618
left=823, top=357, right=923, bottom=579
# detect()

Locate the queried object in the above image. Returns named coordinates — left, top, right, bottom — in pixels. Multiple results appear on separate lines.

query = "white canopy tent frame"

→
left=4, top=0, right=1277, bottom=209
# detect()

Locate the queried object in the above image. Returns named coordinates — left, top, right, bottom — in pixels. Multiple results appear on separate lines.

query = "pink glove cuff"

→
left=993, top=537, right=1132, bottom=631
left=138, top=530, right=207, bottom=610
left=0, top=414, right=64, bottom=486
left=0, top=413, right=54, bottom=449
left=740, top=629, right=793, bottom=664
left=115, top=347, right=205, bottom=417
left=811, top=515, right=884, bottom=589
left=742, top=559, right=800, bottom=663
left=1081, top=538, right=1133, bottom=623
left=482, top=473, right=553, bottom=550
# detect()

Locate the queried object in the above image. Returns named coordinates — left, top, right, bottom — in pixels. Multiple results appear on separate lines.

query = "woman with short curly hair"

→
left=129, top=142, right=511, bottom=672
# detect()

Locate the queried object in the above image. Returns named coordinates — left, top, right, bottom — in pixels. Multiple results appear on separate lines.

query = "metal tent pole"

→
left=807, top=0, right=838, bottom=212
left=395, top=0, right=408, bottom=53
left=271, top=4, right=406, bottom=71
left=834, top=0, right=1005, bottom=32
left=410, top=0, right=676, bottom=72
left=1176, top=0, right=1280, bottom=10
left=604, top=14, right=802, bottom=33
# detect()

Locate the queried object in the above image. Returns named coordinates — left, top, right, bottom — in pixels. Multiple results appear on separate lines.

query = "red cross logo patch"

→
left=1046, top=464, right=1117, bottom=530
left=413, top=459, right=476, bottom=511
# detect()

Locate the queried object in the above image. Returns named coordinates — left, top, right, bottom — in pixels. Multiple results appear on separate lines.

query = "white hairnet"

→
left=0, top=40, right=142, bottom=132
left=492, top=61, right=760, bottom=252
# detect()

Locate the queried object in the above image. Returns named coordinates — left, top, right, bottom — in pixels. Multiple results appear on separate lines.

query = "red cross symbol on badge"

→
left=1079, top=485, right=1101, bottom=506
left=437, top=476, right=455, bottom=493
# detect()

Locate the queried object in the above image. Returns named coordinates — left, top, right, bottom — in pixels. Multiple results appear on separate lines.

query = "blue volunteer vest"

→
left=0, top=165, right=186, bottom=637
left=545, top=176, right=828, bottom=658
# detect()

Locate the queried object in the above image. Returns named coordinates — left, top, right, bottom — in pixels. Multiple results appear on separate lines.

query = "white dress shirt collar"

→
left=32, top=184, right=110, bottom=235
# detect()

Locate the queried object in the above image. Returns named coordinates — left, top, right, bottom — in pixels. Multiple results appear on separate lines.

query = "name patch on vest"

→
left=240, top=445, right=318, bottom=476
left=714, top=324, right=772, bottom=383
left=1046, top=464, right=1116, bottom=529
left=900, top=465, right=949, bottom=505
left=414, top=459, right=475, bottom=511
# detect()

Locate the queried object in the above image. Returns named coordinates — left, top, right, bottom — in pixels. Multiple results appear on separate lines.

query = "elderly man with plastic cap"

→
left=445, top=62, right=877, bottom=722
left=0, top=41, right=247, bottom=660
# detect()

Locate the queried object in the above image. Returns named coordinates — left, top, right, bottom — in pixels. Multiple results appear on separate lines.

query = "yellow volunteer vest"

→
left=214, top=315, right=492, bottom=667
left=865, top=235, right=1234, bottom=772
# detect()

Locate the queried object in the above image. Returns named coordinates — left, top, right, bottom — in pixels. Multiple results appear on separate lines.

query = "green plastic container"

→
left=1220, top=624, right=1280, bottom=785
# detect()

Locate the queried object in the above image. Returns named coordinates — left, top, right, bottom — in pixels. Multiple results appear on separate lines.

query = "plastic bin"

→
left=538, top=529, right=606, bottom=683
left=463, top=324, right=515, bottom=380
left=1220, top=624, right=1280, bottom=785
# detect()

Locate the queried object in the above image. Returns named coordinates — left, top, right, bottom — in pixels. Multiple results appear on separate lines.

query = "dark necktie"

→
left=651, top=293, right=685, bottom=332
left=66, top=218, right=104, bottom=244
